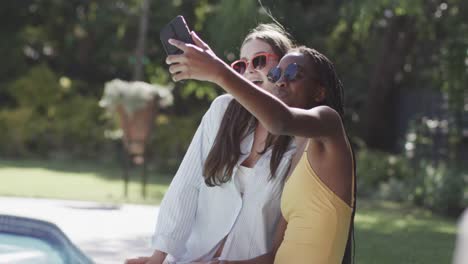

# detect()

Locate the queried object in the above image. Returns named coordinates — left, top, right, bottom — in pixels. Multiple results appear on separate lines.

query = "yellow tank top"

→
left=274, top=142, right=355, bottom=264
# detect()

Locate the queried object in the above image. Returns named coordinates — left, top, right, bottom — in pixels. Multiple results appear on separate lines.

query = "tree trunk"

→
left=363, top=15, right=416, bottom=152
left=133, top=0, right=150, bottom=81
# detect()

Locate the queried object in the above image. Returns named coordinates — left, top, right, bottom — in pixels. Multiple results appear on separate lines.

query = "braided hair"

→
left=291, top=46, right=356, bottom=264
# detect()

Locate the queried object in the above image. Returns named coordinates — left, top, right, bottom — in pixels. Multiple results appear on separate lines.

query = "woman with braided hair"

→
left=165, top=33, right=356, bottom=264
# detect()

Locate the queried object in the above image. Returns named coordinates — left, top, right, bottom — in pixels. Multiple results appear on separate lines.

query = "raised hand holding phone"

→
left=165, top=32, right=227, bottom=84
left=160, top=15, right=194, bottom=55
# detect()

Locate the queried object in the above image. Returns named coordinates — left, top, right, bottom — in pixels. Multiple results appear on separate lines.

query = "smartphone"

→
left=160, top=15, right=194, bottom=56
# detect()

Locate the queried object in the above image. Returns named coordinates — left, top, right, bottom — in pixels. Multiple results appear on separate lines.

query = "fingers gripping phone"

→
left=160, top=15, right=194, bottom=55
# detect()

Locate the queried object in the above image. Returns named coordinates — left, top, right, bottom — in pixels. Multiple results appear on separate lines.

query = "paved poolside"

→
left=0, top=196, right=159, bottom=264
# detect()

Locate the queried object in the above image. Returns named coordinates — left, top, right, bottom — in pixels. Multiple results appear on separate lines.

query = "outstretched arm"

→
left=166, top=32, right=342, bottom=140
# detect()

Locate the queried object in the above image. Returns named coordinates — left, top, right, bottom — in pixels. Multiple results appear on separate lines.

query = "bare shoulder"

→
left=308, top=105, right=345, bottom=140
left=306, top=107, right=353, bottom=206
left=316, top=105, right=342, bottom=125
left=307, top=140, right=353, bottom=206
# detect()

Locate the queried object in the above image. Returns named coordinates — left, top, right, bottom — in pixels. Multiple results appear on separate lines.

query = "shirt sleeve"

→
left=151, top=94, right=232, bottom=256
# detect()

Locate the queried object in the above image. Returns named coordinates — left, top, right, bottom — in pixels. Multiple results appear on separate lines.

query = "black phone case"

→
left=160, top=16, right=194, bottom=55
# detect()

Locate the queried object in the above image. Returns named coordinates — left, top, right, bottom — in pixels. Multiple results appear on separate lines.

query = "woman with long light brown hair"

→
left=126, top=24, right=299, bottom=264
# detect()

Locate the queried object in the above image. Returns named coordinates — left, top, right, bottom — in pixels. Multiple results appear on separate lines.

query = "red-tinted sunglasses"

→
left=231, top=52, right=278, bottom=74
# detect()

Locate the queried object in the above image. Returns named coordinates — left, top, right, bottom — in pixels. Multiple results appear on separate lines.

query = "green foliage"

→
left=357, top=147, right=467, bottom=216
left=8, top=64, right=61, bottom=108
left=0, top=64, right=109, bottom=158
left=148, top=111, right=205, bottom=172
left=357, top=148, right=413, bottom=198
left=0, top=2, right=467, bottom=216
left=1, top=65, right=61, bottom=156
left=206, top=0, right=258, bottom=57
left=51, top=95, right=108, bottom=158
left=325, top=0, right=468, bottom=149
left=180, top=81, right=219, bottom=100
left=0, top=108, right=35, bottom=155
left=410, top=162, right=467, bottom=216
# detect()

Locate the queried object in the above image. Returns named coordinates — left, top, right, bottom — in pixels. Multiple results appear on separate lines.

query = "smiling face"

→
left=270, top=52, right=323, bottom=108
left=238, top=38, right=280, bottom=92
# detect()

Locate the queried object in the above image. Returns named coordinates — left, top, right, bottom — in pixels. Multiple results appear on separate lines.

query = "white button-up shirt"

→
left=152, top=94, right=296, bottom=263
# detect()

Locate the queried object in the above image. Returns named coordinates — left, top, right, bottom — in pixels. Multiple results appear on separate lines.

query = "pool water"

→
left=0, top=233, right=64, bottom=264
left=0, top=214, right=94, bottom=264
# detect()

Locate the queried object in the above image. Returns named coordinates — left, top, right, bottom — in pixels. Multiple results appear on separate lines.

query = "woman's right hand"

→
left=124, top=256, right=150, bottom=264
left=190, top=261, right=224, bottom=264
left=166, top=31, right=227, bottom=85
left=125, top=250, right=167, bottom=264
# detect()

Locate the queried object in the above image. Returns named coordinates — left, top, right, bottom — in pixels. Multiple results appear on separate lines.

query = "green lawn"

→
left=355, top=200, right=457, bottom=264
left=0, top=159, right=171, bottom=204
left=0, top=159, right=458, bottom=263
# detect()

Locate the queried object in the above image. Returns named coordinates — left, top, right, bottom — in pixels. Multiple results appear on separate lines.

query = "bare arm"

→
left=215, top=61, right=342, bottom=139
left=125, top=250, right=166, bottom=264
left=166, top=32, right=342, bottom=140
left=221, top=253, right=273, bottom=264
left=146, top=251, right=167, bottom=264
left=271, top=214, right=287, bottom=256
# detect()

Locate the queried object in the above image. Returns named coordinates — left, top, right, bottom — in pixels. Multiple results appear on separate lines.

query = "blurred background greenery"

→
left=0, top=0, right=467, bottom=262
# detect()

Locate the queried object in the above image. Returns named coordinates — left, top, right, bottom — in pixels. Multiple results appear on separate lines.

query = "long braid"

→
left=299, top=47, right=345, bottom=118
left=291, top=46, right=356, bottom=264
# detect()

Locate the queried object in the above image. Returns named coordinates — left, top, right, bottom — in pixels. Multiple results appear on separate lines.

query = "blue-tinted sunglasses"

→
left=267, top=63, right=301, bottom=83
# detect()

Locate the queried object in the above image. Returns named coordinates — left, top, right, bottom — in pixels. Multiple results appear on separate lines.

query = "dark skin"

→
left=167, top=34, right=352, bottom=207
left=166, top=32, right=353, bottom=264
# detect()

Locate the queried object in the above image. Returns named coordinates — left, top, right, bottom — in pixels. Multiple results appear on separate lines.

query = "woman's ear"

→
left=314, top=86, right=326, bottom=102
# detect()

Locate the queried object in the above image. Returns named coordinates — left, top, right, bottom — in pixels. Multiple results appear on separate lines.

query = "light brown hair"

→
left=203, top=23, right=295, bottom=186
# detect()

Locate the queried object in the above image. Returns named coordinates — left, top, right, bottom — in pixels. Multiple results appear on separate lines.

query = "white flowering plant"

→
left=99, top=79, right=173, bottom=114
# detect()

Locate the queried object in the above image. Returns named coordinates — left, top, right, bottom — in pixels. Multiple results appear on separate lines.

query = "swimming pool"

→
left=0, top=214, right=94, bottom=264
